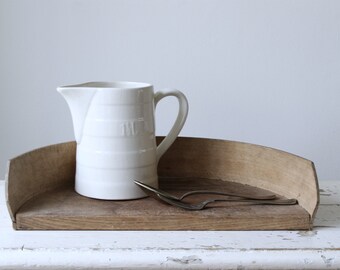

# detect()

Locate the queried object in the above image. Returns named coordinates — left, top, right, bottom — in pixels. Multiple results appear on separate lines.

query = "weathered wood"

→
left=6, top=137, right=319, bottom=230
left=156, top=137, right=319, bottom=220
left=15, top=178, right=310, bottom=230
left=5, top=142, right=76, bottom=226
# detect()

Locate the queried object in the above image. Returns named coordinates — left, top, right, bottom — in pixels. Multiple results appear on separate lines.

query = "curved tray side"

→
left=6, top=142, right=76, bottom=224
left=157, top=137, right=319, bottom=220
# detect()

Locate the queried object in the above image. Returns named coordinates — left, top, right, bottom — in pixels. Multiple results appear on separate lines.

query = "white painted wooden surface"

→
left=1, top=180, right=339, bottom=269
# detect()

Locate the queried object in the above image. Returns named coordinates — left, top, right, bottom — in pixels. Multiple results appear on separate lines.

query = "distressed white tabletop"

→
left=0, top=180, right=339, bottom=270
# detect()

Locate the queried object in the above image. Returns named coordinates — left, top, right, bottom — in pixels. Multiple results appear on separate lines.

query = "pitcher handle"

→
left=154, top=89, right=189, bottom=162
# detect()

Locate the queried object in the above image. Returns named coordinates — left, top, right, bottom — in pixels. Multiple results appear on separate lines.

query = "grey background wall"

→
left=1, top=0, right=339, bottom=181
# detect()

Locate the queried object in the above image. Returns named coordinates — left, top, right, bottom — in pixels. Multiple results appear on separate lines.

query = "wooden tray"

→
left=6, top=137, right=319, bottom=230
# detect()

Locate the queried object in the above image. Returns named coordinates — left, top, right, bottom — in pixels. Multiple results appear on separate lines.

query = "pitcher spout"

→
left=57, top=85, right=97, bottom=143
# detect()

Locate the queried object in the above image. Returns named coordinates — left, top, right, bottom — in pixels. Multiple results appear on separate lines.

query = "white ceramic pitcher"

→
left=57, top=81, right=188, bottom=200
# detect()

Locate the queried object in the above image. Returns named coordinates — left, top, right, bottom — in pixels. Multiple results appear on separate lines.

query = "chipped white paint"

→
left=1, top=180, right=340, bottom=269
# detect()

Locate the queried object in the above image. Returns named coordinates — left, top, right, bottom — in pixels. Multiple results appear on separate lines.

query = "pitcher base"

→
left=75, top=179, right=156, bottom=200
